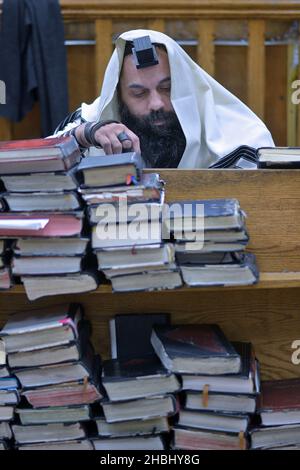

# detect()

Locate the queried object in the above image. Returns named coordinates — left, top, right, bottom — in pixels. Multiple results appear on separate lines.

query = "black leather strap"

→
left=84, top=120, right=120, bottom=148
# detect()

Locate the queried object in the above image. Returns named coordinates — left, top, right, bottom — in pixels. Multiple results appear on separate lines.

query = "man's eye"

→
left=132, top=91, right=146, bottom=97
left=160, top=87, right=171, bottom=93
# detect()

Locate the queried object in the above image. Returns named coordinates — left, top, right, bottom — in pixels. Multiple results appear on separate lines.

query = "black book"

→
left=257, top=146, right=300, bottom=168
left=102, top=356, right=180, bottom=401
left=1, top=167, right=79, bottom=193
left=76, top=152, right=145, bottom=188
left=209, top=145, right=257, bottom=169
left=151, top=324, right=241, bottom=375
left=110, top=313, right=170, bottom=360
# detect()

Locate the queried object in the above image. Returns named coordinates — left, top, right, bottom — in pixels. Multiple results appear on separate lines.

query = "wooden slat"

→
left=0, top=117, right=12, bottom=140
left=287, top=43, right=298, bottom=146
left=247, top=20, right=265, bottom=119
left=147, top=19, right=165, bottom=32
left=197, top=20, right=215, bottom=76
left=95, top=19, right=113, bottom=95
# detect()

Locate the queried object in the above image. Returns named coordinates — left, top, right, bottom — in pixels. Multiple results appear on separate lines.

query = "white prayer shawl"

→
left=81, top=29, right=274, bottom=168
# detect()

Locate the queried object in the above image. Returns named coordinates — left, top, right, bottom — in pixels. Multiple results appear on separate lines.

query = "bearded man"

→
left=54, top=29, right=274, bottom=168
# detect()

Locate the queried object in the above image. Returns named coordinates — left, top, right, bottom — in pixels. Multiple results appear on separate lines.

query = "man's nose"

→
left=148, top=90, right=164, bottom=112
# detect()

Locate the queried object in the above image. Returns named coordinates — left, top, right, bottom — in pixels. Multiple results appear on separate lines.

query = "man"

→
left=55, top=29, right=274, bottom=168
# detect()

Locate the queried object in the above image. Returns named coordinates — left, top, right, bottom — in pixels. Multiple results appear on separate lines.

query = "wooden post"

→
left=247, top=20, right=266, bottom=120
left=95, top=19, right=113, bottom=95
left=197, top=20, right=215, bottom=77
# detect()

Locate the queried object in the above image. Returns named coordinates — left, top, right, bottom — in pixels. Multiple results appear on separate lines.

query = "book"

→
left=257, top=147, right=300, bottom=168
left=174, top=228, right=249, bottom=244
left=184, top=390, right=256, bottom=414
left=7, top=319, right=92, bottom=368
left=258, top=378, right=300, bottom=426
left=0, top=389, right=20, bottom=406
left=0, top=365, right=10, bottom=378
left=110, top=313, right=170, bottom=360
left=177, top=409, right=249, bottom=433
left=1, top=168, right=79, bottom=193
left=3, top=191, right=81, bottom=212
left=209, top=145, right=257, bottom=169
left=14, top=355, right=95, bottom=389
left=17, top=439, right=94, bottom=450
left=79, top=172, right=164, bottom=204
left=151, top=324, right=241, bottom=375
left=13, top=237, right=89, bottom=256
left=0, top=267, right=12, bottom=290
left=76, top=153, right=144, bottom=188
left=0, top=338, right=4, bottom=365
left=21, top=272, right=99, bottom=301
left=88, top=199, right=163, bottom=225
left=0, top=136, right=82, bottom=174
left=0, top=211, right=83, bottom=238
left=162, top=198, right=245, bottom=239
left=102, top=357, right=180, bottom=401
left=181, top=342, right=260, bottom=395
left=16, top=405, right=92, bottom=425
left=0, top=303, right=83, bottom=353
left=91, top=219, right=162, bottom=249
left=172, top=426, right=247, bottom=450
left=249, top=424, right=300, bottom=449
left=176, top=251, right=239, bottom=265
left=110, top=269, right=183, bottom=293
left=95, top=416, right=170, bottom=438
left=12, top=255, right=85, bottom=276
left=0, top=422, right=12, bottom=440
left=22, top=379, right=103, bottom=408
left=0, top=405, right=14, bottom=421
left=12, top=422, right=87, bottom=444
left=96, top=243, right=175, bottom=270
left=179, top=253, right=259, bottom=287
left=103, top=263, right=177, bottom=279
left=101, top=394, right=177, bottom=423
left=0, top=376, right=19, bottom=390
left=93, top=435, right=165, bottom=450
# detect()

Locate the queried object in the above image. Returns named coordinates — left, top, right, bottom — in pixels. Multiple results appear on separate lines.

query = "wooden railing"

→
left=1, top=0, right=300, bottom=145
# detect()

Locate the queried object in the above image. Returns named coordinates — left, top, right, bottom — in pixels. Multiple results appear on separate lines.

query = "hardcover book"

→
left=76, top=152, right=144, bottom=188
left=0, top=136, right=82, bottom=174
left=151, top=324, right=241, bottom=374
left=102, top=356, right=180, bottom=401
left=110, top=312, right=170, bottom=360
left=258, top=378, right=300, bottom=426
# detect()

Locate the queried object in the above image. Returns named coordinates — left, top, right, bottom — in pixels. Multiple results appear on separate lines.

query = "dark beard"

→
left=119, top=102, right=186, bottom=168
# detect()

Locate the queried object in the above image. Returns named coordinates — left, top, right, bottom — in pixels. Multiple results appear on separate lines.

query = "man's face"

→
left=119, top=49, right=174, bottom=122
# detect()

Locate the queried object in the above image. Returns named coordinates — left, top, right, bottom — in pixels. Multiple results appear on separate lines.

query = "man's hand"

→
left=76, top=122, right=140, bottom=154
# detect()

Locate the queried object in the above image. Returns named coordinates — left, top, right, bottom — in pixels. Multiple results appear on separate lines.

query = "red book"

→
left=0, top=212, right=83, bottom=237
left=0, top=136, right=81, bottom=174
left=259, top=378, right=300, bottom=426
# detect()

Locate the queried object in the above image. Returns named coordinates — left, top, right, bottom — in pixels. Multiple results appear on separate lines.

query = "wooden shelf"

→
left=4, top=272, right=300, bottom=296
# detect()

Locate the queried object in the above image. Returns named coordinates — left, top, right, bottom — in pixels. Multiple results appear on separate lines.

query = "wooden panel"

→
left=265, top=45, right=287, bottom=146
left=247, top=20, right=265, bottom=119
left=0, top=118, right=12, bottom=140
left=95, top=19, right=113, bottom=94
left=197, top=20, right=215, bottom=76
left=148, top=19, right=165, bottom=32
left=67, top=45, right=95, bottom=111
left=215, top=46, right=247, bottom=104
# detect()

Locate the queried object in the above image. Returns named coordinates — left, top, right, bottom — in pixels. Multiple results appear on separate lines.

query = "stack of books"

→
left=0, top=136, right=98, bottom=300
left=0, top=338, right=18, bottom=450
left=93, top=313, right=180, bottom=450
left=77, top=153, right=182, bottom=293
left=163, top=198, right=259, bottom=287
left=151, top=323, right=261, bottom=450
left=0, top=239, right=11, bottom=290
left=249, top=378, right=300, bottom=450
left=0, top=303, right=103, bottom=450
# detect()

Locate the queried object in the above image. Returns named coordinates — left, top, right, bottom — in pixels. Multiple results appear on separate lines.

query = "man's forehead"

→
left=120, top=49, right=171, bottom=87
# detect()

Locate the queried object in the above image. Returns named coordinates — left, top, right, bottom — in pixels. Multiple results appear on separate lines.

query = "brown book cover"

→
left=259, top=378, right=300, bottom=411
